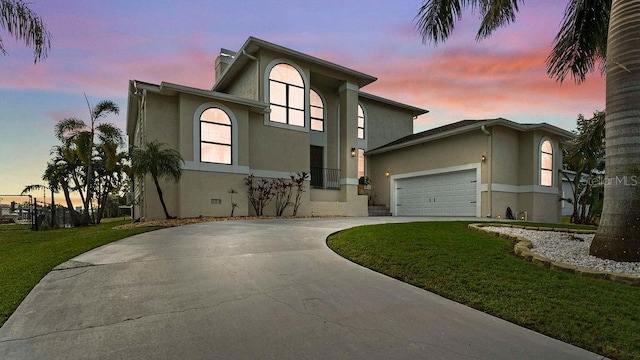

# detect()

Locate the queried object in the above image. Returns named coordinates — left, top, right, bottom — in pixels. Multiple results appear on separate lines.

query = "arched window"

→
left=357, top=104, right=365, bottom=139
left=269, top=63, right=304, bottom=127
left=310, top=89, right=324, bottom=132
left=540, top=139, right=553, bottom=186
left=200, top=108, right=232, bottom=164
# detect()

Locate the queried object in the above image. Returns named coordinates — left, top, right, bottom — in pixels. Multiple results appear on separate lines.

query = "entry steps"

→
left=368, top=205, right=391, bottom=216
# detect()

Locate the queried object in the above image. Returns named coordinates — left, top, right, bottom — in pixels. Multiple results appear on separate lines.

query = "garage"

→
left=395, top=170, right=477, bottom=216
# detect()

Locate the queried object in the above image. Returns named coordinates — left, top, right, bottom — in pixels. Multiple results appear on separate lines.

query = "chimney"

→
left=215, top=48, right=236, bottom=82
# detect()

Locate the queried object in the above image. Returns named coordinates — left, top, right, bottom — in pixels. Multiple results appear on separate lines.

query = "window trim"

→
left=193, top=102, right=239, bottom=168
left=539, top=138, right=554, bottom=187
left=264, top=59, right=309, bottom=132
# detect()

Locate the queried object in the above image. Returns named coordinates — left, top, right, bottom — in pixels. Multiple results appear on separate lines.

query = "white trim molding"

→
left=263, top=58, right=310, bottom=133
left=193, top=102, right=239, bottom=167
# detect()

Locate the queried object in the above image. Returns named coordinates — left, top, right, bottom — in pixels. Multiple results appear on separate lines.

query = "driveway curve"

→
left=0, top=217, right=603, bottom=360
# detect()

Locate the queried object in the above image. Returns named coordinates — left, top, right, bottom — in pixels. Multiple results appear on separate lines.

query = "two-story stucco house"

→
left=127, top=36, right=573, bottom=222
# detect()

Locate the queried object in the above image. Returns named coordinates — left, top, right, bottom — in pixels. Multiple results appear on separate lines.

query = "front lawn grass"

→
left=0, top=220, right=160, bottom=327
left=327, top=221, right=639, bottom=360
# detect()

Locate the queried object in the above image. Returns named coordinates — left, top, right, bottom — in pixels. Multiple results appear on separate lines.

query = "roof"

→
left=213, top=36, right=378, bottom=91
left=359, top=91, right=428, bottom=117
left=366, top=118, right=575, bottom=155
left=126, top=80, right=269, bottom=136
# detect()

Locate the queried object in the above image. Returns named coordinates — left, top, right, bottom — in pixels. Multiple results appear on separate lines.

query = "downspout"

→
left=481, top=125, right=492, bottom=217
left=242, top=50, right=260, bottom=100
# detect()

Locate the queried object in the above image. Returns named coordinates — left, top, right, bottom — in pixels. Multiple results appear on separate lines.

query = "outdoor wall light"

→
left=385, top=171, right=390, bottom=177
left=351, top=148, right=356, bottom=157
left=481, top=155, right=487, bottom=163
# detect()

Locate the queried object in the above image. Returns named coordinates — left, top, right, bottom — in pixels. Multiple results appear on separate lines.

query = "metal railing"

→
left=310, top=167, right=341, bottom=190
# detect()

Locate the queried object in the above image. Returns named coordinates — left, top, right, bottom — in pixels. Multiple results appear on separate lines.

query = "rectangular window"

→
left=201, top=143, right=231, bottom=164
left=270, top=105, right=287, bottom=124
left=269, top=81, right=286, bottom=106
left=357, top=148, right=365, bottom=179
left=541, top=169, right=552, bottom=187
left=201, top=122, right=230, bottom=144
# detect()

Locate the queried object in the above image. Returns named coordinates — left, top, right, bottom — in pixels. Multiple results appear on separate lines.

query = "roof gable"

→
left=367, top=118, right=574, bottom=155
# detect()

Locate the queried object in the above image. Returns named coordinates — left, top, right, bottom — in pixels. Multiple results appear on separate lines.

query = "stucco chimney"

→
left=215, top=48, right=236, bottom=82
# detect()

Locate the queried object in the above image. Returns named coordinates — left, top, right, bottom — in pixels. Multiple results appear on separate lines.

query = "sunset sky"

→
left=0, top=0, right=605, bottom=203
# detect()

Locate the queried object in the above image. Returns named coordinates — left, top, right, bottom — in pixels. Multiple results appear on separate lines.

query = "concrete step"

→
left=368, top=205, right=391, bottom=216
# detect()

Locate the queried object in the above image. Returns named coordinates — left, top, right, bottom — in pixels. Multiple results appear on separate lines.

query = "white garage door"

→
left=395, top=170, right=477, bottom=216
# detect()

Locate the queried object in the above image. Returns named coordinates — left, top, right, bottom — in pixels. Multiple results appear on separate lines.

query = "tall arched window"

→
left=540, top=139, right=553, bottom=186
left=200, top=108, right=232, bottom=164
left=357, top=104, right=365, bottom=139
left=269, top=63, right=304, bottom=127
left=310, top=89, right=324, bottom=132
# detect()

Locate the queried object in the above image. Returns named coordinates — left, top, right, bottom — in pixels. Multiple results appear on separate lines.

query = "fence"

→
left=0, top=195, right=76, bottom=230
left=310, top=168, right=341, bottom=190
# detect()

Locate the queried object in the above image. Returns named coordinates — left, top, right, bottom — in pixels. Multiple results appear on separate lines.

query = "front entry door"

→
left=310, top=146, right=323, bottom=188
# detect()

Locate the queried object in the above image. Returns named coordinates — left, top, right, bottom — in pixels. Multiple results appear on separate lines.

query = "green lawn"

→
left=327, top=221, right=639, bottom=360
left=0, top=219, right=160, bottom=327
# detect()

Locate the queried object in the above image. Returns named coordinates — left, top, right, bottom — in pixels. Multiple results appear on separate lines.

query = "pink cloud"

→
left=359, top=45, right=605, bottom=128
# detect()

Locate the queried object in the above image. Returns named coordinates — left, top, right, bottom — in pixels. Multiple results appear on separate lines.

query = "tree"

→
left=54, top=98, right=120, bottom=225
left=21, top=182, right=55, bottom=228
left=562, top=111, right=605, bottom=224
left=130, top=141, right=184, bottom=219
left=415, top=0, right=640, bottom=261
left=0, top=0, right=51, bottom=63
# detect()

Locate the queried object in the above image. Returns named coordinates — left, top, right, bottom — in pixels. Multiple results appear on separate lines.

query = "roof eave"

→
left=359, top=91, right=428, bottom=117
left=213, top=36, right=378, bottom=91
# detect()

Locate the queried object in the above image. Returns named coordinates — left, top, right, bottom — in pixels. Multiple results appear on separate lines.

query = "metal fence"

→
left=0, top=195, right=76, bottom=230
left=310, top=168, right=341, bottom=190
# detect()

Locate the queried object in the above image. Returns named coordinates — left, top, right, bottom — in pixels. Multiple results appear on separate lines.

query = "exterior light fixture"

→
left=481, top=155, right=486, bottom=163
left=385, top=171, right=390, bottom=177
left=351, top=148, right=356, bottom=157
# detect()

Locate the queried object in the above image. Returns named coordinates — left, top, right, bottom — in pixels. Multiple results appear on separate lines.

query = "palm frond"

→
left=0, top=0, right=52, bottom=62
left=54, top=118, right=87, bottom=141
left=92, top=100, right=120, bottom=120
left=96, top=123, right=124, bottom=145
left=415, top=0, right=473, bottom=44
left=21, top=183, right=45, bottom=195
left=546, top=0, right=610, bottom=83
left=476, top=0, right=523, bottom=40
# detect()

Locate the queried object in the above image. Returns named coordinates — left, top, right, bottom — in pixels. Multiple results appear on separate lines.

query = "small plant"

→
left=358, top=176, right=371, bottom=186
left=273, top=178, right=293, bottom=216
left=228, top=188, right=239, bottom=217
left=244, top=174, right=275, bottom=216
left=291, top=172, right=309, bottom=216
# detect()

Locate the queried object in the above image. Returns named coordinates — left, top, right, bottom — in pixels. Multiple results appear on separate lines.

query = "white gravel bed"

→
left=484, top=226, right=640, bottom=277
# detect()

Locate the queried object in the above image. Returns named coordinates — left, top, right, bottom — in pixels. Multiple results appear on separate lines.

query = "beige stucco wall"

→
left=226, top=60, right=259, bottom=101
left=359, top=98, right=414, bottom=151
left=178, top=171, right=248, bottom=218
left=490, top=126, right=520, bottom=185
left=368, top=131, right=487, bottom=209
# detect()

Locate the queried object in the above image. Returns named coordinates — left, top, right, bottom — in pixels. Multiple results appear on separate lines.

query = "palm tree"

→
left=415, top=0, right=640, bottom=262
left=130, top=141, right=184, bottom=219
left=49, top=146, right=82, bottom=226
left=563, top=111, right=605, bottom=224
left=54, top=98, right=119, bottom=225
left=21, top=183, right=55, bottom=228
left=0, top=0, right=51, bottom=62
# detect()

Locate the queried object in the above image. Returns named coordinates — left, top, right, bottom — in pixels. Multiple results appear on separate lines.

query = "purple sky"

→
left=0, top=0, right=605, bottom=200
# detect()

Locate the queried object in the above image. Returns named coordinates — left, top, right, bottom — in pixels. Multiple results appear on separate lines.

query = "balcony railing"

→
left=310, top=167, right=340, bottom=190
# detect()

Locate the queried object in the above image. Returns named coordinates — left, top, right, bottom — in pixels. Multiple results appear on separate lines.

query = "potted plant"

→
left=358, top=176, right=371, bottom=195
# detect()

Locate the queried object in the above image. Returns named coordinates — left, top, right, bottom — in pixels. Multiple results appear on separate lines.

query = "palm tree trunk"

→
left=153, top=176, right=172, bottom=219
left=60, top=180, right=81, bottom=227
left=50, top=189, right=55, bottom=228
left=590, top=0, right=640, bottom=261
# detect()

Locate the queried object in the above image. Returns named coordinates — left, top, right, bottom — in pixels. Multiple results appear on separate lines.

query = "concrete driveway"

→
left=0, top=217, right=603, bottom=359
